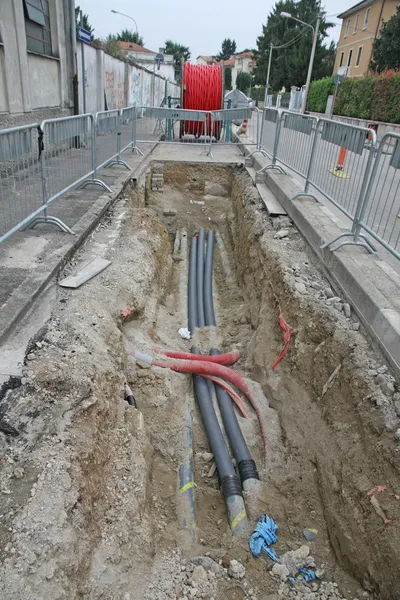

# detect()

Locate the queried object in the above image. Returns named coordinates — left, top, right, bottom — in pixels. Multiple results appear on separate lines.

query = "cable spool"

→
left=183, top=63, right=223, bottom=139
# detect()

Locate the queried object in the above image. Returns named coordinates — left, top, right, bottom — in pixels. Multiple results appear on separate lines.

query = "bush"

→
left=307, top=77, right=335, bottom=113
left=370, top=71, right=400, bottom=123
left=334, top=76, right=374, bottom=119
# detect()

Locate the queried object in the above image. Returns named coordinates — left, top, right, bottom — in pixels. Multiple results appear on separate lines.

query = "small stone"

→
left=201, top=452, right=214, bottom=462
left=217, top=519, right=222, bottom=526
left=191, top=566, right=208, bottom=586
left=272, top=563, right=290, bottom=581
left=333, top=302, right=343, bottom=312
left=393, top=395, right=400, bottom=418
left=228, top=559, right=245, bottom=580
left=377, top=365, right=388, bottom=374
left=208, top=462, right=217, bottom=478
left=315, top=568, right=325, bottom=578
left=324, top=287, right=334, bottom=298
left=274, top=229, right=289, bottom=240
left=163, top=209, right=177, bottom=216
left=295, top=282, right=307, bottom=295
left=136, top=360, right=151, bottom=369
left=25, top=550, right=36, bottom=565
left=326, top=296, right=341, bottom=305
left=13, top=468, right=24, bottom=479
left=27, top=353, right=35, bottom=361
left=368, top=369, right=378, bottom=377
left=395, top=428, right=400, bottom=441
left=352, top=322, right=360, bottom=331
left=189, top=588, right=198, bottom=598
left=310, top=281, right=321, bottom=290
left=343, top=303, right=351, bottom=318
left=137, top=369, right=150, bottom=378
left=35, top=341, right=43, bottom=349
left=376, top=374, right=395, bottom=395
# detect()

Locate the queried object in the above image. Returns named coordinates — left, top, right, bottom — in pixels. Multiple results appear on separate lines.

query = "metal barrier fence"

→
left=95, top=110, right=130, bottom=172
left=134, top=107, right=211, bottom=151
left=341, top=133, right=400, bottom=259
left=214, top=107, right=259, bottom=149
left=120, top=106, right=138, bottom=155
left=0, top=124, right=42, bottom=243
left=275, top=111, right=318, bottom=179
left=258, top=107, right=280, bottom=158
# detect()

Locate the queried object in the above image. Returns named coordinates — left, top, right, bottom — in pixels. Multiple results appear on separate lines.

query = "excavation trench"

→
left=0, top=161, right=399, bottom=600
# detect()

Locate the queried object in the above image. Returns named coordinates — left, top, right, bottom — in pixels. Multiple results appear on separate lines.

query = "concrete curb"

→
left=0, top=160, right=149, bottom=346
left=242, top=143, right=400, bottom=377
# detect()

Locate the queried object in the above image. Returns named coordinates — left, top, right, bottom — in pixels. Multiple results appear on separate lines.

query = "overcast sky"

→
left=77, top=0, right=350, bottom=59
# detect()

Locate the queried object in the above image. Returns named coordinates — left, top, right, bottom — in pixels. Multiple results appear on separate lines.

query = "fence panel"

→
left=41, top=114, right=96, bottom=207
left=134, top=107, right=210, bottom=147
left=259, top=108, right=280, bottom=158
left=276, top=111, right=318, bottom=178
left=95, top=110, right=121, bottom=170
left=216, top=107, right=258, bottom=147
left=355, top=133, right=400, bottom=259
left=120, top=106, right=136, bottom=154
left=0, top=124, right=43, bottom=242
left=306, top=118, right=376, bottom=221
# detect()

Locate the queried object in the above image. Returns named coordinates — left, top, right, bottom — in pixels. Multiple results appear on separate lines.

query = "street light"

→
left=280, top=11, right=320, bottom=113
left=111, top=9, right=139, bottom=60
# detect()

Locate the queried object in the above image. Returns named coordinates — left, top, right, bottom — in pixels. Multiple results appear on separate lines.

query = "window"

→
left=347, top=49, right=353, bottom=67
left=363, top=8, right=370, bottom=30
left=356, top=46, right=363, bottom=66
left=23, top=0, right=52, bottom=56
left=344, top=18, right=351, bottom=37
left=353, top=13, right=360, bottom=33
left=339, top=52, right=344, bottom=67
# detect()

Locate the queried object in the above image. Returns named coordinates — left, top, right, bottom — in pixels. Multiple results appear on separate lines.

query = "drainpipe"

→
left=69, top=0, right=79, bottom=115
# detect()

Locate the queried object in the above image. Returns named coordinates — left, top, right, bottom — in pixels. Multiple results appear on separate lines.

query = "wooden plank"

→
left=59, top=257, right=111, bottom=289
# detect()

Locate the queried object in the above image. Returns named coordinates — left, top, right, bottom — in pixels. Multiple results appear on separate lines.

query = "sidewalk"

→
left=0, top=144, right=154, bottom=346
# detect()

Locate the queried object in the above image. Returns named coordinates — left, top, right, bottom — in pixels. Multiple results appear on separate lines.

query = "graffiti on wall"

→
left=105, top=71, right=124, bottom=110
left=130, top=70, right=142, bottom=106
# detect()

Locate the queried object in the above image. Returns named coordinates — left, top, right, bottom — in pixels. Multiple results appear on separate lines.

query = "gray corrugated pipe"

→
left=189, top=233, right=247, bottom=535
left=204, top=231, right=259, bottom=492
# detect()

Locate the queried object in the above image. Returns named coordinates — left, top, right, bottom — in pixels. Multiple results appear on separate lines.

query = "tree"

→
left=253, top=0, right=334, bottom=92
left=164, top=40, right=191, bottom=83
left=75, top=5, right=94, bottom=39
left=224, top=67, right=232, bottom=90
left=103, top=34, right=124, bottom=59
left=218, top=38, right=237, bottom=61
left=236, top=72, right=252, bottom=94
left=117, top=29, right=144, bottom=47
left=370, top=6, right=400, bottom=72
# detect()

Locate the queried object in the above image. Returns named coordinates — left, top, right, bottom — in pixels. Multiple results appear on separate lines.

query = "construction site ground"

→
left=0, top=144, right=400, bottom=600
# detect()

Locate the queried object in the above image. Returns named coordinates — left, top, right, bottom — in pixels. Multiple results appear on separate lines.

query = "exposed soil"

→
left=0, top=161, right=399, bottom=600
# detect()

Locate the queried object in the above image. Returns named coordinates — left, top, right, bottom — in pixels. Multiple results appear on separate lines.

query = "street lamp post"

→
left=110, top=9, right=139, bottom=60
left=280, top=12, right=320, bottom=113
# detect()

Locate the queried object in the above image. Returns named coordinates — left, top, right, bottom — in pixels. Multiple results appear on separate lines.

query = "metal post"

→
left=265, top=44, right=273, bottom=105
left=80, top=10, right=86, bottom=114
left=167, top=96, right=172, bottom=141
left=301, top=17, right=320, bottom=114
left=225, top=99, right=231, bottom=142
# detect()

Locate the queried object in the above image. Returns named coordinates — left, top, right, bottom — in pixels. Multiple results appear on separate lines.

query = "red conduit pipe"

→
left=201, top=375, right=248, bottom=418
left=153, top=348, right=241, bottom=366
left=152, top=357, right=267, bottom=457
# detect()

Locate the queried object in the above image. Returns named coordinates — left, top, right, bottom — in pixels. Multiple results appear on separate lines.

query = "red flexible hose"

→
left=201, top=375, right=248, bottom=418
left=153, top=348, right=240, bottom=366
left=183, top=63, right=222, bottom=138
left=152, top=357, right=267, bottom=457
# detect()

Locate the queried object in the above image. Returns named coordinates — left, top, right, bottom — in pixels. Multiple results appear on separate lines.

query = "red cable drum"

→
left=183, top=63, right=223, bottom=139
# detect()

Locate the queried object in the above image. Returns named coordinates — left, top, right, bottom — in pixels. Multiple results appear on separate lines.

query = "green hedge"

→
left=334, top=77, right=374, bottom=119
left=332, top=72, right=400, bottom=124
left=307, top=77, right=335, bottom=113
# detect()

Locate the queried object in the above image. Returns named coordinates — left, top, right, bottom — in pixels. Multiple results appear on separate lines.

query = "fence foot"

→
left=80, top=178, right=112, bottom=193
left=132, top=146, right=144, bottom=156
left=290, top=191, right=318, bottom=202
left=104, top=158, right=132, bottom=171
left=257, top=164, right=286, bottom=175
left=248, top=148, right=270, bottom=159
left=321, top=232, right=376, bottom=254
left=24, top=216, right=74, bottom=235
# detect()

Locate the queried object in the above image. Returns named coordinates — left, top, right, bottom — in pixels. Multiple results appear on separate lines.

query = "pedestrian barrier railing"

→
left=95, top=110, right=130, bottom=172
left=275, top=111, right=318, bottom=179
left=215, top=107, right=259, bottom=151
left=332, top=132, right=400, bottom=259
left=0, top=124, right=42, bottom=243
left=134, top=107, right=212, bottom=151
left=1, top=104, right=399, bottom=261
